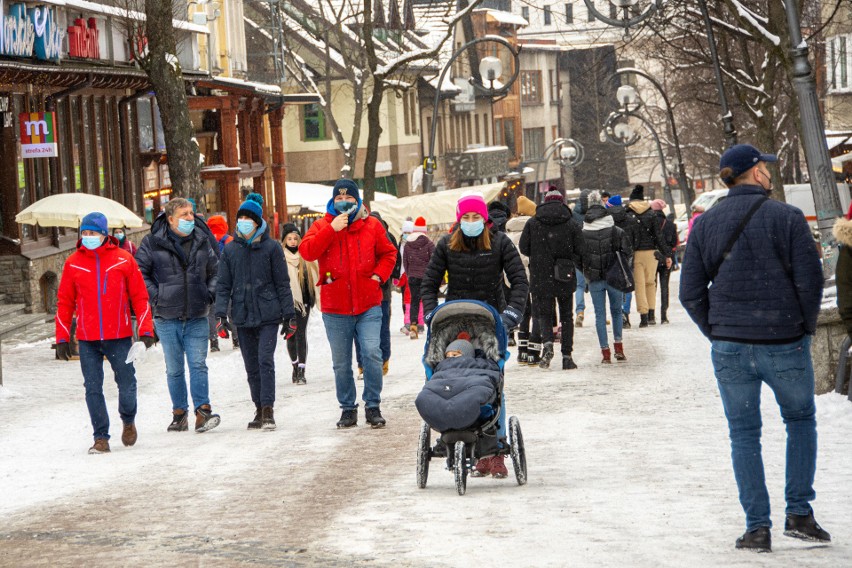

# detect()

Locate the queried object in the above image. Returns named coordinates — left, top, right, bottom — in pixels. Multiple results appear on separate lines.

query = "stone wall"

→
left=813, top=305, right=848, bottom=395
left=0, top=256, right=30, bottom=305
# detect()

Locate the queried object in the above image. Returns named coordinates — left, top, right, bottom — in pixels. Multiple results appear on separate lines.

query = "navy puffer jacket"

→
left=680, top=184, right=823, bottom=341
left=214, top=222, right=296, bottom=328
left=136, top=215, right=218, bottom=320
left=519, top=201, right=584, bottom=297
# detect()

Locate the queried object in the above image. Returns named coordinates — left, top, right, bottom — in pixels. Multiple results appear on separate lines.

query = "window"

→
left=544, top=5, right=552, bottom=25
left=520, top=71, right=543, bottom=105
left=549, top=70, right=560, bottom=101
left=523, top=128, right=546, bottom=161
left=521, top=6, right=529, bottom=21
left=830, top=40, right=836, bottom=90
left=409, top=92, right=418, bottom=135
left=303, top=103, right=327, bottom=140
left=565, top=3, right=573, bottom=24
left=474, top=114, right=480, bottom=144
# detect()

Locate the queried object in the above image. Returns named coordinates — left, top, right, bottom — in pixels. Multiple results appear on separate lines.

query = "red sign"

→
left=67, top=18, right=100, bottom=59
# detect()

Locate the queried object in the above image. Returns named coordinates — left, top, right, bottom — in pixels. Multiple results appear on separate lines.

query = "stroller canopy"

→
left=423, top=300, right=508, bottom=369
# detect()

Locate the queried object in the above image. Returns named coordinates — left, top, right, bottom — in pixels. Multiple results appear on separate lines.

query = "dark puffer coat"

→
left=215, top=222, right=296, bottom=328
left=402, top=233, right=435, bottom=280
left=657, top=210, right=678, bottom=262
left=680, top=184, right=823, bottom=341
left=627, top=200, right=668, bottom=256
left=607, top=204, right=638, bottom=250
left=519, top=201, right=584, bottom=297
left=834, top=217, right=852, bottom=337
left=488, top=201, right=511, bottom=233
left=136, top=214, right=218, bottom=320
left=415, top=355, right=501, bottom=432
left=580, top=205, right=633, bottom=282
left=420, top=230, right=528, bottom=315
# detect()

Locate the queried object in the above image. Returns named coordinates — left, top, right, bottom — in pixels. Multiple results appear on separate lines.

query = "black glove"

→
left=140, top=335, right=157, bottom=349
left=216, top=316, right=231, bottom=339
left=500, top=307, right=521, bottom=332
left=56, top=342, right=72, bottom=361
left=281, top=318, right=297, bottom=339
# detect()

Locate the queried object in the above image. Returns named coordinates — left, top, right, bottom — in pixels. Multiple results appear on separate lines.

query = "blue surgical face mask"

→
left=81, top=235, right=103, bottom=250
left=177, top=218, right=195, bottom=235
left=460, top=220, right=484, bottom=237
left=236, top=219, right=256, bottom=236
left=334, top=200, right=357, bottom=214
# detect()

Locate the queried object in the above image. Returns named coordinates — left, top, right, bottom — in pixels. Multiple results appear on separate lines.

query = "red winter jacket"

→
left=56, top=237, right=154, bottom=343
left=300, top=209, right=398, bottom=315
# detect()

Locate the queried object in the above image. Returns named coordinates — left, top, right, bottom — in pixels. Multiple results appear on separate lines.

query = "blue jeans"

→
left=588, top=280, right=624, bottom=348
left=575, top=269, right=586, bottom=312
left=79, top=338, right=137, bottom=440
left=237, top=324, right=279, bottom=407
left=711, top=335, right=817, bottom=531
left=323, top=306, right=383, bottom=410
left=155, top=317, right=210, bottom=412
left=355, top=299, right=391, bottom=366
left=622, top=292, right=632, bottom=314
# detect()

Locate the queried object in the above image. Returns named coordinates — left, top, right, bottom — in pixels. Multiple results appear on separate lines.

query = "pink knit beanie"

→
left=650, top=199, right=666, bottom=211
left=456, top=192, right=489, bottom=223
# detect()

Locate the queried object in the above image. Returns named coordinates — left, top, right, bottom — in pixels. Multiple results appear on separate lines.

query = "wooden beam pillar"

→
left=220, top=98, right=241, bottom=224
left=269, top=107, right=287, bottom=225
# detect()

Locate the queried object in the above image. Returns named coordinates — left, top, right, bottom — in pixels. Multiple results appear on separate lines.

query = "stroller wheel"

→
left=416, top=421, right=431, bottom=489
left=454, top=442, right=468, bottom=496
left=509, top=416, right=528, bottom=486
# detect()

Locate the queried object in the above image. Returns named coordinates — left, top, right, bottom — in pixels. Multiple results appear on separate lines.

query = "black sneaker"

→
left=784, top=512, right=831, bottom=542
left=648, top=309, right=657, bottom=325
left=291, top=364, right=299, bottom=383
left=562, top=356, right=578, bottom=370
left=639, top=314, right=649, bottom=328
left=736, top=526, right=771, bottom=553
left=365, top=407, right=386, bottom=429
left=539, top=342, right=554, bottom=369
left=167, top=410, right=188, bottom=432
left=247, top=407, right=262, bottom=430
left=337, top=409, right=358, bottom=429
left=295, top=366, right=307, bottom=385
left=622, top=313, right=631, bottom=329
left=209, top=338, right=220, bottom=352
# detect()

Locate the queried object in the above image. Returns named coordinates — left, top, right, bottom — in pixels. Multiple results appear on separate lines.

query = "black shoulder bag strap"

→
left=708, top=197, right=768, bottom=281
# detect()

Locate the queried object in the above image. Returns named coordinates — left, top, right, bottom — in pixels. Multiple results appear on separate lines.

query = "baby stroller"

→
left=415, top=300, right=527, bottom=495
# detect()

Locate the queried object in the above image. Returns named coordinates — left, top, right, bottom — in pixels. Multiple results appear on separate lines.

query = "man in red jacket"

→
left=56, top=212, right=155, bottom=454
left=300, top=179, right=397, bottom=429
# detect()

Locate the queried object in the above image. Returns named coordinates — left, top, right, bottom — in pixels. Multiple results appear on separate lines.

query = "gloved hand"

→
left=56, top=342, right=72, bottom=361
left=281, top=318, right=298, bottom=339
left=140, top=335, right=157, bottom=349
left=500, top=307, right=521, bottom=332
left=216, top=316, right=231, bottom=339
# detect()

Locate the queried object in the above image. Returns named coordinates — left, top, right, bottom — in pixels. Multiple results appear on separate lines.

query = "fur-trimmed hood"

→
left=833, top=217, right=852, bottom=247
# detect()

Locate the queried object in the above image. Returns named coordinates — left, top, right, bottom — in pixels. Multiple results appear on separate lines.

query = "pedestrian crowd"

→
left=53, top=143, right=834, bottom=553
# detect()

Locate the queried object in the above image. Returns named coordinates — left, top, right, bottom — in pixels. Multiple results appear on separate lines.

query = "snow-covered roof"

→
left=476, top=9, right=528, bottom=27
left=206, top=76, right=282, bottom=95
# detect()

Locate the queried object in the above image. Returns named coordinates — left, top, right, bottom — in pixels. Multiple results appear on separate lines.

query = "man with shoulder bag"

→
left=680, top=144, right=828, bottom=553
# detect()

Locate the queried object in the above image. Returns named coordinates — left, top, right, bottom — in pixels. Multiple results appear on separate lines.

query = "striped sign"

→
left=19, top=111, right=58, bottom=158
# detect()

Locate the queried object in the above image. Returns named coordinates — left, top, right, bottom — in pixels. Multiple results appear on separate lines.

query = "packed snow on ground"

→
left=0, top=272, right=851, bottom=567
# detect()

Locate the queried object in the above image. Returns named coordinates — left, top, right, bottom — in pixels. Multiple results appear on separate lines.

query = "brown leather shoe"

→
left=88, top=438, right=110, bottom=454
left=121, top=423, right=137, bottom=447
left=195, top=404, right=221, bottom=433
left=168, top=409, right=188, bottom=432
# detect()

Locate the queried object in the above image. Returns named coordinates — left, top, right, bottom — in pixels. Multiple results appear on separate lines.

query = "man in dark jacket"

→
left=137, top=198, right=221, bottom=433
left=680, top=144, right=828, bottom=552
left=651, top=200, right=678, bottom=324
left=519, top=188, right=584, bottom=370
left=626, top=185, right=670, bottom=326
left=215, top=193, right=297, bottom=431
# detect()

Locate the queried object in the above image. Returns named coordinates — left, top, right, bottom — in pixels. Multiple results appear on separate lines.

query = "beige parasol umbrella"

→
left=15, top=193, right=144, bottom=229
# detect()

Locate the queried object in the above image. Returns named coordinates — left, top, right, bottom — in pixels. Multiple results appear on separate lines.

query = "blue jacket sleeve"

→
left=679, top=221, right=712, bottom=338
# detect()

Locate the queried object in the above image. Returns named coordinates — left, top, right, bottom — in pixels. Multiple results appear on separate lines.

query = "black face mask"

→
left=285, top=245, right=299, bottom=254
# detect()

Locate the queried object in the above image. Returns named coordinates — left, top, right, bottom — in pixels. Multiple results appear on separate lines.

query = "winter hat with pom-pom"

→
left=414, top=216, right=427, bottom=232
left=629, top=184, right=644, bottom=201
left=516, top=196, right=536, bottom=217
left=445, top=339, right=475, bottom=359
left=237, top=193, right=264, bottom=226
left=544, top=189, right=564, bottom=203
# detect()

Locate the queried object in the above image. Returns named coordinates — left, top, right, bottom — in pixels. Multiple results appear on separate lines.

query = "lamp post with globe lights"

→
left=533, top=138, right=585, bottom=197
left=422, top=36, right=522, bottom=194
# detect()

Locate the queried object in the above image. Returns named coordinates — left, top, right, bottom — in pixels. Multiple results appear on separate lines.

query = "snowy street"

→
left=1, top=271, right=851, bottom=567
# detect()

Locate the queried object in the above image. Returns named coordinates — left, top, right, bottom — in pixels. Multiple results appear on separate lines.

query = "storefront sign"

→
left=0, top=2, right=62, bottom=62
left=19, top=111, right=57, bottom=158
left=0, top=95, right=11, bottom=128
left=67, top=17, right=99, bottom=59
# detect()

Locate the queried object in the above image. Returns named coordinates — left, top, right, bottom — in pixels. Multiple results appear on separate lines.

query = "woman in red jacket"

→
left=56, top=212, right=155, bottom=454
left=300, top=179, right=397, bottom=429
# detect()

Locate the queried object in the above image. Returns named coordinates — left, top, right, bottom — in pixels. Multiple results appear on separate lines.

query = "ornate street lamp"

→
left=422, top=36, right=522, bottom=193
left=581, top=0, right=662, bottom=37
left=533, top=137, right=584, bottom=196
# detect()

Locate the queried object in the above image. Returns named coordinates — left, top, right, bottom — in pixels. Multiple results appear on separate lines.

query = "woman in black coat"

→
left=519, top=189, right=584, bottom=370
left=420, top=193, right=529, bottom=330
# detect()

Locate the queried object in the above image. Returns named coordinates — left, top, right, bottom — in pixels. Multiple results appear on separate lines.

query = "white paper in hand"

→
left=125, top=341, right=148, bottom=365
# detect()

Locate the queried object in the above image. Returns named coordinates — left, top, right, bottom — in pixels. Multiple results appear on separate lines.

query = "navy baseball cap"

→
left=719, top=144, right=777, bottom=183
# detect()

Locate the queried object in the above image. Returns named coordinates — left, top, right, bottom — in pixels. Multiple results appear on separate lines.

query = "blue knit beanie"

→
left=332, top=179, right=361, bottom=202
left=608, top=195, right=622, bottom=207
left=80, top=212, right=109, bottom=236
left=237, top=193, right=264, bottom=226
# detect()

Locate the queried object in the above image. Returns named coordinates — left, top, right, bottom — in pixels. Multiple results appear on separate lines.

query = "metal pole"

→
left=634, top=115, right=675, bottom=212
left=784, top=0, right=843, bottom=281
left=697, top=0, right=737, bottom=148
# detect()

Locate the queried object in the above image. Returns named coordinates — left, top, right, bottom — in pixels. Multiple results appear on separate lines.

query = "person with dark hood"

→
left=606, top=194, right=638, bottom=328
left=519, top=189, right=584, bottom=370
left=282, top=223, right=319, bottom=385
left=571, top=189, right=592, bottom=327
left=487, top=200, right=511, bottom=234
left=626, top=184, right=670, bottom=327
left=215, top=193, right=297, bottom=431
left=299, top=180, right=397, bottom=429
left=112, top=227, right=137, bottom=256
left=650, top=199, right=678, bottom=324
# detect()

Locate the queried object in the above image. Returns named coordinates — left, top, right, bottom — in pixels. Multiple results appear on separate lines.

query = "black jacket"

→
left=519, top=201, right=584, bottom=297
left=627, top=201, right=668, bottom=256
left=136, top=214, right=218, bottom=320
left=214, top=222, right=296, bottom=328
left=834, top=217, right=852, bottom=337
left=607, top=204, right=638, bottom=250
left=421, top=230, right=528, bottom=315
left=580, top=206, right=633, bottom=282
left=488, top=201, right=511, bottom=234
left=657, top=210, right=678, bottom=262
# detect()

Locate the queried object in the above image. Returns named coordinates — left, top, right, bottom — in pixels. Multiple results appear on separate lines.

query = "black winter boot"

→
left=526, top=343, right=541, bottom=366
left=261, top=406, right=276, bottom=430
left=639, top=314, right=649, bottom=328
left=296, top=366, right=307, bottom=385
left=337, top=409, right=358, bottom=428
left=539, top=342, right=554, bottom=369
left=648, top=309, right=657, bottom=325
left=291, top=363, right=299, bottom=383
left=209, top=337, right=219, bottom=352
left=784, top=512, right=830, bottom=542
left=562, top=356, right=578, bottom=370
left=517, top=332, right=529, bottom=364
left=365, top=407, right=386, bottom=428
left=623, top=312, right=631, bottom=329
left=661, top=309, right=669, bottom=324
left=736, top=527, right=771, bottom=552
left=247, top=407, right=262, bottom=430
